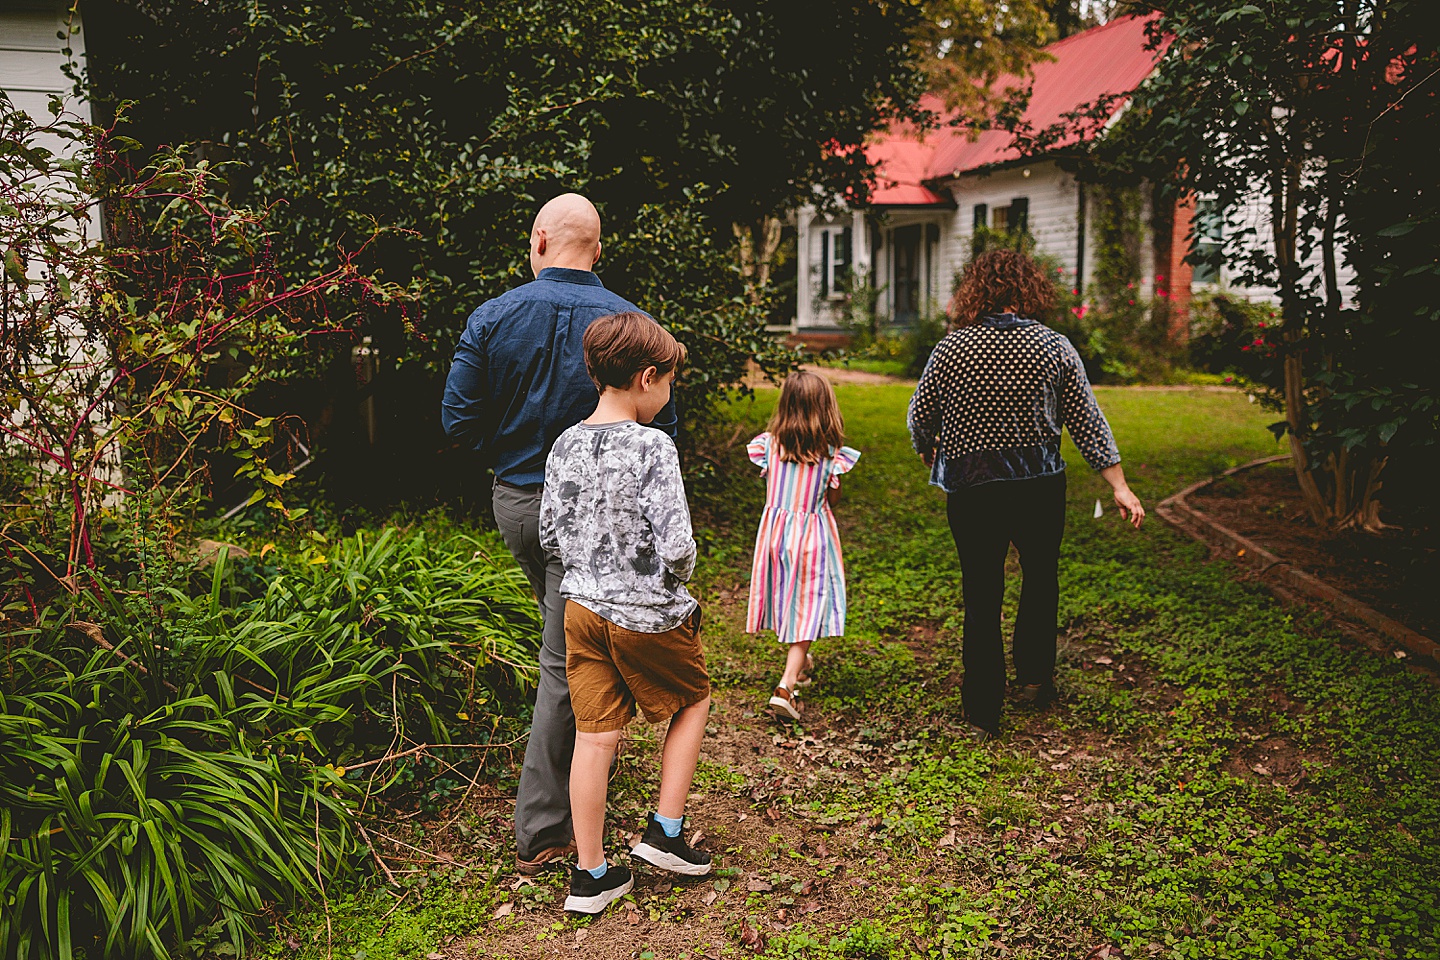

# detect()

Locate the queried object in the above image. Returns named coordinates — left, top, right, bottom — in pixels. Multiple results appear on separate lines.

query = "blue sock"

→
left=654, top=812, right=683, bottom=838
left=586, top=860, right=608, bottom=880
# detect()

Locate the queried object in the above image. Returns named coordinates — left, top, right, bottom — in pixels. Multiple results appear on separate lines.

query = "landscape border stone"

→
left=1155, top=454, right=1438, bottom=669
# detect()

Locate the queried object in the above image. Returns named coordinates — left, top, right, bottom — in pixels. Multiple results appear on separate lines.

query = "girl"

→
left=745, top=371, right=861, bottom=721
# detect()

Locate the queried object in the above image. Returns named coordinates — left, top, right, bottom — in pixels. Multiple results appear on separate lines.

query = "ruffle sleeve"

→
left=747, top=432, right=770, bottom=472
left=829, top=445, right=861, bottom=488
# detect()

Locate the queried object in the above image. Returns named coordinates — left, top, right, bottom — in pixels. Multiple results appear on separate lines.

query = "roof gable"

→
left=868, top=14, right=1167, bottom=204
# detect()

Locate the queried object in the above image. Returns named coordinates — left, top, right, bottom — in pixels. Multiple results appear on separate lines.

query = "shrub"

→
left=0, top=526, right=538, bottom=960
left=1188, top=293, right=1283, bottom=386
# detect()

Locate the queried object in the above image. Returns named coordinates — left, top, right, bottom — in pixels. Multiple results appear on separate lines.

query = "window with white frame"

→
left=817, top=224, right=852, bottom=299
left=1191, top=199, right=1223, bottom=284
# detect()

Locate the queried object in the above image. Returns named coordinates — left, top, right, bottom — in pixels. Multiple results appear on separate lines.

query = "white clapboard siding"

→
left=3, top=5, right=118, bottom=503
left=1205, top=191, right=1359, bottom=308
left=939, top=161, right=1089, bottom=292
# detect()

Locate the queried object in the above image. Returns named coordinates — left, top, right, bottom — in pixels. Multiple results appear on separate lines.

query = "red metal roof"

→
left=868, top=14, right=1168, bottom=205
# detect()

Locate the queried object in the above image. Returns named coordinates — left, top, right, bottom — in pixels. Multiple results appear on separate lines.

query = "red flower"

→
left=1071, top=288, right=1079, bottom=295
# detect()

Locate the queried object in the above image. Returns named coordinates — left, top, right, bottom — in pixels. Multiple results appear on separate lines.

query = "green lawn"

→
left=696, top=384, right=1437, bottom=959
left=263, top=385, right=1438, bottom=960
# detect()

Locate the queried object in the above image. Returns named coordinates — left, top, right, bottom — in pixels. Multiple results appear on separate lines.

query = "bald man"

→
left=442, top=193, right=677, bottom=875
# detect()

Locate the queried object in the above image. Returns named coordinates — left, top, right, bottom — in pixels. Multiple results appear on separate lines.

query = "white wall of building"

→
left=1200, top=191, right=1359, bottom=309
left=939, top=161, right=1089, bottom=293
left=1, top=2, right=88, bottom=125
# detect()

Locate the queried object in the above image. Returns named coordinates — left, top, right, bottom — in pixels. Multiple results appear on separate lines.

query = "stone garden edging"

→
left=1155, top=454, right=1439, bottom=667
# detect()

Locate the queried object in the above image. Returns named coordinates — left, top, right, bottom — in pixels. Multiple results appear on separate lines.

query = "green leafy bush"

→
left=0, top=526, right=538, bottom=960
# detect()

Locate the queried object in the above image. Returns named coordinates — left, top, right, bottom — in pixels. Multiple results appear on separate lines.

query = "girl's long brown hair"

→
left=947, top=249, right=1057, bottom=327
left=767, top=371, right=844, bottom=464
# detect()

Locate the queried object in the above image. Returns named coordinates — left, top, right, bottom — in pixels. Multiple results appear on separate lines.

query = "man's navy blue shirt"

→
left=441, top=267, right=677, bottom=487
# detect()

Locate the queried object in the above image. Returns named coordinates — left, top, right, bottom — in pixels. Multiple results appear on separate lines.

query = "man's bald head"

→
left=530, top=193, right=602, bottom=276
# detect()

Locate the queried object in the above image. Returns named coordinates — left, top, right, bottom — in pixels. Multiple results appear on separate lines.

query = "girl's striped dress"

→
left=745, top=433, right=861, bottom=644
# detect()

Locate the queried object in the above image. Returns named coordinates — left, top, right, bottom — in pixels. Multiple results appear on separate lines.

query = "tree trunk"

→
left=733, top=217, right=784, bottom=304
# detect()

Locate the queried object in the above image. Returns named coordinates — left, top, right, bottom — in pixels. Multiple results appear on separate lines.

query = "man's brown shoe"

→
left=516, top=842, right=576, bottom=877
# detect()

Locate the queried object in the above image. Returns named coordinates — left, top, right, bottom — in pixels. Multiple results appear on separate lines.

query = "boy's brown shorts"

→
left=565, top=601, right=710, bottom=733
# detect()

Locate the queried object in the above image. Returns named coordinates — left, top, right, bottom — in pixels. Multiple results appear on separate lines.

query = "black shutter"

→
left=1011, top=197, right=1030, bottom=234
left=973, top=204, right=988, bottom=230
left=819, top=230, right=830, bottom=299
left=837, top=227, right=852, bottom=287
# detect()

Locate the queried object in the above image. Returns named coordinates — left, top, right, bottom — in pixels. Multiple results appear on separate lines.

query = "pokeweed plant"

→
left=0, top=91, right=419, bottom=600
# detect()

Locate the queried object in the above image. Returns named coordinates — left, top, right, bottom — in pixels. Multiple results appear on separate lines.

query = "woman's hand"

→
left=922, top=446, right=936, bottom=468
left=1100, top=464, right=1145, bottom=529
left=1113, top=485, right=1145, bottom=528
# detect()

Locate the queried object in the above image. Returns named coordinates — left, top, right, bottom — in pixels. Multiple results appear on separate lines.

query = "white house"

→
left=788, top=14, right=1353, bottom=341
left=1, top=2, right=88, bottom=125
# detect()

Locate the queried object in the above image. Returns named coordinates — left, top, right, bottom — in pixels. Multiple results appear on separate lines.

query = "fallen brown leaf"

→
left=702, top=890, right=718, bottom=906
left=492, top=902, right=513, bottom=920
left=939, top=829, right=957, bottom=847
left=1252, top=764, right=1272, bottom=777
left=689, top=829, right=706, bottom=847
left=739, top=920, right=766, bottom=951
left=747, top=878, right=774, bottom=892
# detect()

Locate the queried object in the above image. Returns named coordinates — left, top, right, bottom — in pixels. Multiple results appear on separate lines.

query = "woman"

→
left=908, top=250, right=1144, bottom=740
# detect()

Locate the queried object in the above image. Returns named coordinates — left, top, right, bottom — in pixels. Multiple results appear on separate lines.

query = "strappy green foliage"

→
left=0, top=527, right=539, bottom=960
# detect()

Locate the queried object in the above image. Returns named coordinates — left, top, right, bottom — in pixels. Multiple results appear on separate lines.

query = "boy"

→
left=539, top=311, right=712, bottom=914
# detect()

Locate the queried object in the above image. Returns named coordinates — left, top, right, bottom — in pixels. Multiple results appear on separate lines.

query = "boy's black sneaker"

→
left=629, top=815, right=713, bottom=876
left=562, top=861, right=633, bottom=914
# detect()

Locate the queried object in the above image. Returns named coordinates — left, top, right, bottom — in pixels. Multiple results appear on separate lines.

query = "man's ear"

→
left=534, top=230, right=548, bottom=257
left=592, top=240, right=602, bottom=267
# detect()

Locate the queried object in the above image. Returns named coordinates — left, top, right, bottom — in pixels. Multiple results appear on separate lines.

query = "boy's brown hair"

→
left=583, top=311, right=687, bottom=391
left=767, top=370, right=844, bottom=464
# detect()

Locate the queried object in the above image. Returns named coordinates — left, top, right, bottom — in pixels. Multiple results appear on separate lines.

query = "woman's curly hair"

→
left=947, top=249, right=1056, bottom=327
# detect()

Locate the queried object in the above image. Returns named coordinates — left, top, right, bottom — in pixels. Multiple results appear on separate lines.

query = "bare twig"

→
left=347, top=736, right=526, bottom=772
left=356, top=821, right=399, bottom=887
left=314, top=801, right=332, bottom=959
left=67, top=621, right=179, bottom=692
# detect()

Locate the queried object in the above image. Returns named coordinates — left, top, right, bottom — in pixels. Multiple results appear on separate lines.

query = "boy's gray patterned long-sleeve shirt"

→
left=539, top=420, right=698, bottom=633
left=908, top=313, right=1121, bottom=491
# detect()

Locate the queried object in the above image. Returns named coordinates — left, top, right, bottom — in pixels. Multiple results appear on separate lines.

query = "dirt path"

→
left=744, top=363, right=911, bottom=389
left=436, top=635, right=1167, bottom=959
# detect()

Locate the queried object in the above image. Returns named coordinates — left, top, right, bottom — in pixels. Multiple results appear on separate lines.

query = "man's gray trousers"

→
left=492, top=480, right=573, bottom=861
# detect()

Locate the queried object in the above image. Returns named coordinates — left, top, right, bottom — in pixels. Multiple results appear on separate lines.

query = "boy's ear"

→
left=639, top=365, right=659, bottom=390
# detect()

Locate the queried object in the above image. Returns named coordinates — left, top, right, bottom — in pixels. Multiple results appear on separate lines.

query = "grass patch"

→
left=258, top=383, right=1436, bottom=960
left=699, top=384, right=1437, bottom=958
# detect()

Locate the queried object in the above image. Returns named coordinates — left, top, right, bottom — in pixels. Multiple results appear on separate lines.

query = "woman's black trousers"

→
left=945, top=471, right=1067, bottom=733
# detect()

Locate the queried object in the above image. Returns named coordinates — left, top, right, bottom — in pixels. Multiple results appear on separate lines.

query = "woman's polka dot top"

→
left=907, top=313, right=1121, bottom=491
